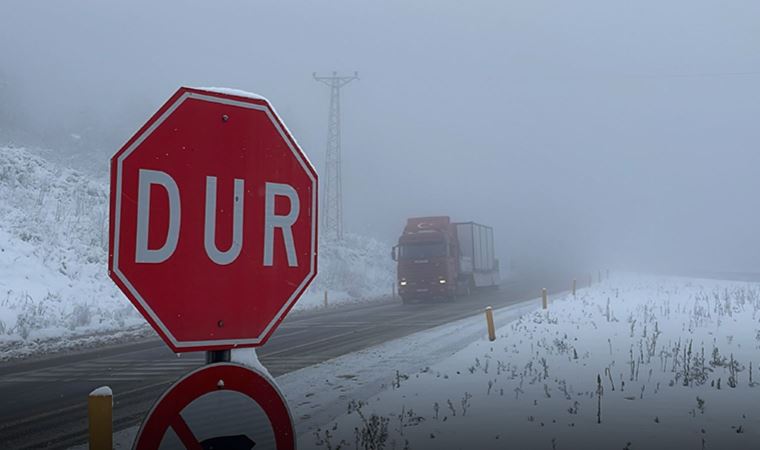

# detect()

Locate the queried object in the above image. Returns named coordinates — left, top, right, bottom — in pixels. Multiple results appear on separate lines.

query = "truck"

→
left=391, top=216, right=500, bottom=303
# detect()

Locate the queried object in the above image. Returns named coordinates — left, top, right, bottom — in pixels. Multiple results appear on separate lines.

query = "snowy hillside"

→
left=0, top=146, right=394, bottom=359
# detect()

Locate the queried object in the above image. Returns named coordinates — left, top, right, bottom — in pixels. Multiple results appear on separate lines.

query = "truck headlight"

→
left=439, top=279, right=447, bottom=284
left=400, top=280, right=407, bottom=286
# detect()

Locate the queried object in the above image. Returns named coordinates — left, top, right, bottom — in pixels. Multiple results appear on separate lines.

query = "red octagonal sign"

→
left=109, top=87, right=318, bottom=352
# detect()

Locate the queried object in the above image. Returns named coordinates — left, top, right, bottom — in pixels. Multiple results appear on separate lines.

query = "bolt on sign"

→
left=109, top=87, right=318, bottom=353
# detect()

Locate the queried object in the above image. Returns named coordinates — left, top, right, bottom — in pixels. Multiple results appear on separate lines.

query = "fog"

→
left=2, top=0, right=759, bottom=274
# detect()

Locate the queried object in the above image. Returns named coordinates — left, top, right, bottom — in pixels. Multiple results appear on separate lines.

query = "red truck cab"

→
left=392, top=216, right=499, bottom=303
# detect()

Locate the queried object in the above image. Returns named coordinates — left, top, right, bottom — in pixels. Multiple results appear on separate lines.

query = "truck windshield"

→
left=399, top=242, right=447, bottom=259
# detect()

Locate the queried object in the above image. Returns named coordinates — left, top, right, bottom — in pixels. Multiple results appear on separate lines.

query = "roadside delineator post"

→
left=589, top=274, right=593, bottom=287
left=88, top=386, right=112, bottom=450
left=542, top=288, right=548, bottom=309
left=324, top=291, right=328, bottom=308
left=572, top=279, right=577, bottom=296
left=485, top=306, right=496, bottom=341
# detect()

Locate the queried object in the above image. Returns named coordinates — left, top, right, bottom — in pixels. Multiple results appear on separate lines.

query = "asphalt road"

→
left=0, top=272, right=576, bottom=449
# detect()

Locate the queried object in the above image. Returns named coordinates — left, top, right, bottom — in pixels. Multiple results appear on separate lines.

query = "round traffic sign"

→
left=134, top=363, right=295, bottom=450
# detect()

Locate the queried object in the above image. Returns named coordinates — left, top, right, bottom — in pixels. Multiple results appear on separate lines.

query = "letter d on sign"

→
left=135, top=169, right=181, bottom=263
left=263, top=183, right=300, bottom=267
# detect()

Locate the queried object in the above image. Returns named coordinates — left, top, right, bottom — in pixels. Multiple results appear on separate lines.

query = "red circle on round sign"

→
left=109, top=87, right=318, bottom=352
left=133, top=363, right=295, bottom=450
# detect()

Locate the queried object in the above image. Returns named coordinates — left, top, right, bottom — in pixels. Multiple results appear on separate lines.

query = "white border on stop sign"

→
left=112, top=90, right=317, bottom=350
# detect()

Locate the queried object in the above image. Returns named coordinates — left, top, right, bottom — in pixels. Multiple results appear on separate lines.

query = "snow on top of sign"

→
left=194, top=86, right=315, bottom=169
left=195, top=87, right=267, bottom=101
left=89, top=386, right=112, bottom=397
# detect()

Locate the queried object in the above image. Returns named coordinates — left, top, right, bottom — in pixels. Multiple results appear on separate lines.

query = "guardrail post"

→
left=485, top=306, right=496, bottom=341
left=542, top=288, right=548, bottom=309
left=88, top=386, right=112, bottom=450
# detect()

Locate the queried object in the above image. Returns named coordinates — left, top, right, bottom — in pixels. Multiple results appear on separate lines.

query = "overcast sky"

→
left=1, top=0, right=759, bottom=273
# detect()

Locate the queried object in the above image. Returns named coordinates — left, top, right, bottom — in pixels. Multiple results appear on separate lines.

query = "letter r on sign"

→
left=263, top=183, right=300, bottom=267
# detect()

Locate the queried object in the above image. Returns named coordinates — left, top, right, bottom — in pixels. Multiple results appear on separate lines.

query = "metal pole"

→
left=206, top=350, right=231, bottom=364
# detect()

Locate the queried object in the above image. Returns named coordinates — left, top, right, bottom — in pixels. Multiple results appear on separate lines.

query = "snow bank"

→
left=0, top=147, right=143, bottom=358
left=314, top=275, right=760, bottom=450
left=0, top=146, right=394, bottom=359
left=296, top=233, right=395, bottom=310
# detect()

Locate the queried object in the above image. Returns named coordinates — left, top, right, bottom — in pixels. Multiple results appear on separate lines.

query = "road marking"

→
left=0, top=359, right=203, bottom=383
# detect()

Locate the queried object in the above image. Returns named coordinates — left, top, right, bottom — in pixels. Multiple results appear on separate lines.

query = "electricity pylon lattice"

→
left=313, top=71, right=358, bottom=241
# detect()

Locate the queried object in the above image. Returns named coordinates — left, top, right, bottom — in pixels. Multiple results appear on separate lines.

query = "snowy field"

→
left=79, top=275, right=760, bottom=450
left=307, top=275, right=760, bottom=450
left=0, top=146, right=394, bottom=359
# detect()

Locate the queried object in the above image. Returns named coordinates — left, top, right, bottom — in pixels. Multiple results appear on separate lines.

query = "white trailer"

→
left=454, top=222, right=500, bottom=288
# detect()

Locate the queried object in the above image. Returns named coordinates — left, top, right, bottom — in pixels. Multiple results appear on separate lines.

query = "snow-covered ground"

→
left=73, top=275, right=760, bottom=450
left=308, top=274, right=760, bottom=450
left=0, top=146, right=394, bottom=359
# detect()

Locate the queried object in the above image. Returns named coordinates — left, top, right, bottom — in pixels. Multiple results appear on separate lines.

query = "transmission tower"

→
left=313, top=71, right=358, bottom=241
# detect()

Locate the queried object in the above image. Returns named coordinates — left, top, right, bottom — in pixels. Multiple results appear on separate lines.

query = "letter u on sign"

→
left=204, top=176, right=244, bottom=265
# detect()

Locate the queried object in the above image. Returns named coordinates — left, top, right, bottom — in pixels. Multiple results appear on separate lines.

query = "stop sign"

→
left=109, top=87, right=318, bottom=352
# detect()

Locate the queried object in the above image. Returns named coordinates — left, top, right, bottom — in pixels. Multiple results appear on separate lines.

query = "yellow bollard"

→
left=542, top=288, right=548, bottom=309
left=324, top=291, right=328, bottom=307
left=485, top=306, right=496, bottom=341
left=572, top=279, right=577, bottom=296
left=88, top=386, right=112, bottom=450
